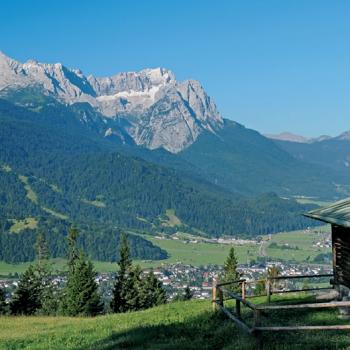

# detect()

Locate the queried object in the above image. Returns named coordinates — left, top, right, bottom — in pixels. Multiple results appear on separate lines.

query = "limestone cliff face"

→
left=0, top=52, right=223, bottom=153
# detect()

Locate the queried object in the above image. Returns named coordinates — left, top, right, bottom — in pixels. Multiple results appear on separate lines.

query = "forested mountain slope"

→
left=179, top=119, right=347, bottom=199
left=273, top=138, right=350, bottom=191
left=0, top=99, right=317, bottom=262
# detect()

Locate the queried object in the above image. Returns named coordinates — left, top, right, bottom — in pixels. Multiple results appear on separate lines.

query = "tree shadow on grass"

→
left=76, top=310, right=254, bottom=350
left=257, top=307, right=350, bottom=350
left=76, top=307, right=350, bottom=350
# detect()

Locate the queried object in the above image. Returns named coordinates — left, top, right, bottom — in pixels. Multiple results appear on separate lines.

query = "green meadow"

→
left=1, top=298, right=349, bottom=350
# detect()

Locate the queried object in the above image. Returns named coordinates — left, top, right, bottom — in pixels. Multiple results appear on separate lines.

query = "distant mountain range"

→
left=0, top=52, right=222, bottom=153
left=1, top=52, right=349, bottom=199
left=265, top=131, right=350, bottom=144
left=268, top=134, right=350, bottom=187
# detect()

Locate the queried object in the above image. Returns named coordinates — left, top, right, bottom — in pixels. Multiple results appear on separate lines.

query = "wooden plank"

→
left=244, top=274, right=332, bottom=285
left=270, top=286, right=333, bottom=294
left=244, top=279, right=265, bottom=285
left=267, top=274, right=333, bottom=281
left=215, top=302, right=252, bottom=334
left=220, top=288, right=257, bottom=310
left=256, top=300, right=350, bottom=311
left=212, top=279, right=218, bottom=312
left=255, top=325, right=350, bottom=331
left=217, top=279, right=246, bottom=287
left=333, top=225, right=339, bottom=286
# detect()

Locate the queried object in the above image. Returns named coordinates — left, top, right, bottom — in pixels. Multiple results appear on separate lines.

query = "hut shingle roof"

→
left=304, top=197, right=350, bottom=227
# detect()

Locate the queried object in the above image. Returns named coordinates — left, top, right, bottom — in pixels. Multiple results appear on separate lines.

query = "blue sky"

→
left=1, top=0, right=349, bottom=136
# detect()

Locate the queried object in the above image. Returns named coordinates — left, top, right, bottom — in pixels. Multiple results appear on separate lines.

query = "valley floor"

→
left=1, top=299, right=350, bottom=350
left=0, top=226, right=332, bottom=276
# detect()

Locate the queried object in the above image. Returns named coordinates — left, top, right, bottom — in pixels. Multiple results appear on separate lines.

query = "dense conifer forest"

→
left=0, top=98, right=317, bottom=263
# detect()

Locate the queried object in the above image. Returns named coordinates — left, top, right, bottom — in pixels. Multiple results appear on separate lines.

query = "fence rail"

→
left=212, top=273, right=350, bottom=346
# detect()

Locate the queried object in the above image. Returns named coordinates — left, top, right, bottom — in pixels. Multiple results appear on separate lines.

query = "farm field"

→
left=144, top=236, right=259, bottom=266
left=142, top=225, right=331, bottom=267
left=0, top=298, right=349, bottom=350
left=264, top=225, right=331, bottom=262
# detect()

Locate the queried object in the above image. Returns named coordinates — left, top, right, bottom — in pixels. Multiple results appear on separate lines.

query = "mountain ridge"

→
left=265, top=131, right=350, bottom=144
left=0, top=52, right=222, bottom=153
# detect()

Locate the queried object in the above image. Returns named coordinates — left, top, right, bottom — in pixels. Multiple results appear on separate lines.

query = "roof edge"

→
left=304, top=213, right=350, bottom=228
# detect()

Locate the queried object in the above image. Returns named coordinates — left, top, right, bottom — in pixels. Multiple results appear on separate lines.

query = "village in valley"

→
left=0, top=226, right=333, bottom=302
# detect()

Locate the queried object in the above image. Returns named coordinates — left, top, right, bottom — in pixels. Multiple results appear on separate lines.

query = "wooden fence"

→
left=212, top=274, right=350, bottom=345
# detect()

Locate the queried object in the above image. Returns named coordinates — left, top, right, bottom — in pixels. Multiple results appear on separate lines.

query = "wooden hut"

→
left=305, top=198, right=350, bottom=291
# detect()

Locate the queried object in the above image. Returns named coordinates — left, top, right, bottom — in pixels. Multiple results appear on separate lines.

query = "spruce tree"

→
left=173, top=286, right=192, bottom=302
left=67, top=227, right=80, bottom=269
left=10, top=265, right=42, bottom=315
left=125, top=264, right=142, bottom=311
left=183, top=286, right=193, bottom=301
left=61, top=228, right=103, bottom=316
left=140, top=271, right=166, bottom=308
left=0, top=288, right=8, bottom=315
left=34, top=231, right=59, bottom=315
left=35, top=231, right=49, bottom=265
left=64, top=253, right=103, bottom=316
left=111, top=234, right=133, bottom=313
left=40, top=282, right=61, bottom=316
left=223, top=247, right=241, bottom=293
left=111, top=235, right=167, bottom=313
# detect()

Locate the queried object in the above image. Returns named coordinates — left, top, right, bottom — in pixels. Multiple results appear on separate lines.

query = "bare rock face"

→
left=130, top=89, right=203, bottom=153
left=0, top=52, right=223, bottom=153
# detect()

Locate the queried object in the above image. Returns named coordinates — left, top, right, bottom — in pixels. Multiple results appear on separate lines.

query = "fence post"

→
left=212, top=278, right=217, bottom=311
left=218, top=287, right=224, bottom=308
left=236, top=299, right=241, bottom=319
left=253, top=309, right=263, bottom=348
left=241, top=281, right=246, bottom=301
left=266, top=279, right=271, bottom=303
left=212, top=276, right=219, bottom=311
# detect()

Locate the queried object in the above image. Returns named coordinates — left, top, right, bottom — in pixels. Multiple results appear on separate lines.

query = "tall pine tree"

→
left=111, top=234, right=134, bottom=313
left=61, top=227, right=103, bottom=316
left=0, top=288, right=8, bottom=315
left=111, top=235, right=167, bottom=313
left=35, top=232, right=50, bottom=265
left=223, top=247, right=241, bottom=293
left=140, top=271, right=167, bottom=308
left=34, top=232, right=59, bottom=315
left=10, top=265, right=42, bottom=315
left=183, top=286, right=193, bottom=301
left=11, top=232, right=54, bottom=315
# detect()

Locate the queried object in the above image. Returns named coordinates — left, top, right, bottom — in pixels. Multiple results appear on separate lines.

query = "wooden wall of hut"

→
left=332, top=224, right=350, bottom=289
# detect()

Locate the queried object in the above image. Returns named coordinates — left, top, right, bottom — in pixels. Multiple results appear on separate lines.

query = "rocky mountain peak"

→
left=0, top=52, right=223, bottom=153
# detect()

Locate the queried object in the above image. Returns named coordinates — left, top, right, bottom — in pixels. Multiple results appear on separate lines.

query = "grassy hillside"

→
left=0, top=299, right=349, bottom=349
